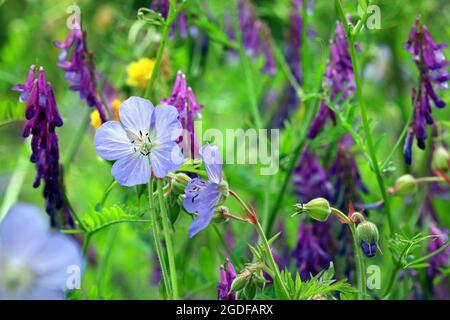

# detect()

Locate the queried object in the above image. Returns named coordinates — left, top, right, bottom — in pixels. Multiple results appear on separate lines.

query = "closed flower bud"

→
left=356, top=221, right=379, bottom=258
left=230, top=269, right=251, bottom=293
left=171, top=173, right=191, bottom=194
left=219, top=180, right=230, bottom=199
left=432, top=146, right=449, bottom=172
left=393, top=174, right=417, bottom=197
left=211, top=206, right=229, bottom=223
left=294, top=197, right=331, bottom=222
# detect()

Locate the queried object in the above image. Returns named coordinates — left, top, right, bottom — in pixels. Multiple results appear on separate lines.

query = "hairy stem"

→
left=157, top=179, right=179, bottom=299
left=335, top=0, right=394, bottom=235
left=148, top=179, right=172, bottom=298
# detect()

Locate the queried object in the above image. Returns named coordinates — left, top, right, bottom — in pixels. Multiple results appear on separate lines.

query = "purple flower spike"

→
left=12, top=66, right=72, bottom=228
left=150, top=0, right=188, bottom=39
left=217, top=258, right=237, bottom=300
left=183, top=144, right=223, bottom=237
left=307, top=21, right=355, bottom=138
left=293, top=148, right=334, bottom=202
left=403, top=18, right=449, bottom=165
left=427, top=224, right=450, bottom=280
left=94, top=97, right=183, bottom=186
left=54, top=28, right=108, bottom=123
left=161, top=71, right=203, bottom=158
left=292, top=220, right=332, bottom=281
left=228, top=0, right=276, bottom=75
left=329, top=134, right=368, bottom=209
left=0, top=204, right=82, bottom=299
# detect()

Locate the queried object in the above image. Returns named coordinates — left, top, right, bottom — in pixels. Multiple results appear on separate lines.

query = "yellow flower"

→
left=90, top=98, right=122, bottom=130
left=90, top=110, right=102, bottom=130
left=126, top=58, right=155, bottom=89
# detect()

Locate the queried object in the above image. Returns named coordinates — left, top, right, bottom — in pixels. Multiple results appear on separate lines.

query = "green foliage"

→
left=388, top=232, right=438, bottom=269
left=81, top=205, right=149, bottom=236
left=274, top=263, right=355, bottom=300
left=0, top=100, right=24, bottom=127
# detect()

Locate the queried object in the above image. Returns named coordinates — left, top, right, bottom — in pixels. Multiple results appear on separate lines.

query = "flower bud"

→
left=393, top=174, right=417, bottom=197
left=218, top=180, right=229, bottom=205
left=356, top=221, right=379, bottom=258
left=294, top=197, right=331, bottom=222
left=432, top=146, right=449, bottom=172
left=211, top=206, right=229, bottom=223
left=171, top=173, right=191, bottom=194
left=230, top=269, right=251, bottom=293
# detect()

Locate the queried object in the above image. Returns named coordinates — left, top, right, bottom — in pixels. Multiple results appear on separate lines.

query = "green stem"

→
left=82, top=233, right=91, bottom=257
left=254, top=221, right=290, bottom=299
left=63, top=108, right=91, bottom=172
left=156, top=179, right=179, bottom=299
left=148, top=179, right=172, bottom=299
left=335, top=0, right=394, bottom=235
left=415, top=176, right=445, bottom=184
left=331, top=207, right=366, bottom=299
left=350, top=223, right=367, bottom=300
left=404, top=241, right=450, bottom=268
left=230, top=0, right=262, bottom=129
left=381, top=111, right=412, bottom=171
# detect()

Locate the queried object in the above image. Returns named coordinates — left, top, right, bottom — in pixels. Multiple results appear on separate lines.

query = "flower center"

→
left=0, top=260, right=34, bottom=295
left=130, top=129, right=153, bottom=156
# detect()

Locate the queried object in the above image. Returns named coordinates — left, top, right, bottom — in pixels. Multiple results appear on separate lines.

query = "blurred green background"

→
left=0, top=0, right=449, bottom=299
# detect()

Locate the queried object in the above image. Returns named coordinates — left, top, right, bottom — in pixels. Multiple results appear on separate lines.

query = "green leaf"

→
left=0, top=100, right=24, bottom=127
left=82, top=205, right=149, bottom=235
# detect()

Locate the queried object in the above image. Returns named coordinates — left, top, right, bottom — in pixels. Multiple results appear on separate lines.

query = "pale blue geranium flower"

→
left=183, top=144, right=224, bottom=237
left=0, top=204, right=82, bottom=300
left=94, top=96, right=183, bottom=186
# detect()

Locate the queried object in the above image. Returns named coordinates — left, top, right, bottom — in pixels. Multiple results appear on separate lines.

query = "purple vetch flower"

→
left=403, top=18, right=449, bottom=165
left=183, top=144, right=224, bottom=237
left=217, top=258, right=237, bottom=300
left=0, top=204, right=82, bottom=300
left=292, top=220, right=332, bottom=281
left=54, top=28, right=108, bottom=123
left=94, top=96, right=183, bottom=186
left=427, top=224, right=450, bottom=280
left=161, top=71, right=203, bottom=158
left=12, top=66, right=73, bottom=228
left=307, top=21, right=355, bottom=138
left=329, top=134, right=368, bottom=209
left=293, top=148, right=334, bottom=202
left=228, top=0, right=276, bottom=75
left=150, top=0, right=188, bottom=39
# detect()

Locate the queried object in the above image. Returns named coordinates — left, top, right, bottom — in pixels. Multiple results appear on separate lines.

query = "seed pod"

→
left=393, top=174, right=417, bottom=197
left=294, top=198, right=331, bottom=222
left=432, top=146, right=449, bottom=172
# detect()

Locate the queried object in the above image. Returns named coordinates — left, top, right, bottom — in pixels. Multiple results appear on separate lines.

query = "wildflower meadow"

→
left=0, top=0, right=449, bottom=303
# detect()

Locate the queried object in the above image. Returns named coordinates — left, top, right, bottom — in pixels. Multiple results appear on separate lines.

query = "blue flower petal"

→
left=150, top=141, right=183, bottom=178
left=153, top=105, right=182, bottom=143
left=94, top=121, right=134, bottom=161
left=119, top=96, right=154, bottom=136
left=30, top=234, right=82, bottom=291
left=183, top=178, right=209, bottom=214
left=188, top=183, right=220, bottom=238
left=111, top=152, right=151, bottom=186
left=0, top=204, right=48, bottom=262
left=201, top=144, right=222, bottom=184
